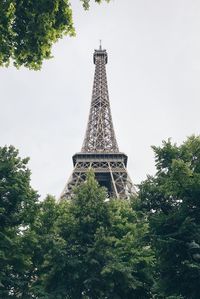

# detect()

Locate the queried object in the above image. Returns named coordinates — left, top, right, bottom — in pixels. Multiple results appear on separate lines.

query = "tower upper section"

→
left=60, top=47, right=136, bottom=200
left=81, top=46, right=119, bottom=153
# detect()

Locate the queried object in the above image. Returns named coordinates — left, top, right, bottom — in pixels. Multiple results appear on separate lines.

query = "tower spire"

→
left=60, top=47, right=135, bottom=200
left=81, top=47, right=119, bottom=153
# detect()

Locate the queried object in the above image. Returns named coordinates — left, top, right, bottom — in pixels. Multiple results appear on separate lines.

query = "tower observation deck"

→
left=60, top=46, right=135, bottom=199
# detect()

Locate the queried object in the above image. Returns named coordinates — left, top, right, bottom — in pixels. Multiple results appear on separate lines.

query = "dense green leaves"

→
left=31, top=172, right=153, bottom=298
left=0, top=0, right=110, bottom=70
left=0, top=0, right=74, bottom=70
left=1, top=136, right=199, bottom=297
left=138, top=136, right=200, bottom=299
left=0, top=146, right=39, bottom=298
left=0, top=152, right=153, bottom=298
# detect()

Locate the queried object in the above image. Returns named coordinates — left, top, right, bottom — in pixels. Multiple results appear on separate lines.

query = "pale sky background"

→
left=1, top=0, right=200, bottom=199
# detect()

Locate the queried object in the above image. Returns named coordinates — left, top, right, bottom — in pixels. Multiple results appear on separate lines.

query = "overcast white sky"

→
left=1, top=0, right=200, bottom=198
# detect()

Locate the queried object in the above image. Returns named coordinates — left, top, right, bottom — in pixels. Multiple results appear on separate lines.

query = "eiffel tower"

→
left=60, top=45, right=135, bottom=199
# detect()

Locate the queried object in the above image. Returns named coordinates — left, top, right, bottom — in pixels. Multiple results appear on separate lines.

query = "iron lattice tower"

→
left=60, top=46, right=135, bottom=199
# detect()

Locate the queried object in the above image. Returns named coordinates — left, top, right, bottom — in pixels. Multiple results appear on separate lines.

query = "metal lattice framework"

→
left=82, top=48, right=119, bottom=153
left=60, top=46, right=136, bottom=200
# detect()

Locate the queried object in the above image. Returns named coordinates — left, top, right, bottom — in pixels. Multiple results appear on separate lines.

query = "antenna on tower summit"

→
left=99, top=39, right=102, bottom=50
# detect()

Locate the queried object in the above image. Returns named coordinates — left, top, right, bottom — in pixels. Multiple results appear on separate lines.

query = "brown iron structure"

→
left=60, top=45, right=135, bottom=199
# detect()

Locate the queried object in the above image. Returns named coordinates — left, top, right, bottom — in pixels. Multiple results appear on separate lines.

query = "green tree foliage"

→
left=81, top=0, right=109, bottom=10
left=22, top=195, right=60, bottom=298
left=0, top=0, right=109, bottom=70
left=29, top=173, right=154, bottom=298
left=0, top=146, right=39, bottom=298
left=138, top=136, right=200, bottom=299
left=0, top=146, right=153, bottom=298
left=6, top=136, right=200, bottom=298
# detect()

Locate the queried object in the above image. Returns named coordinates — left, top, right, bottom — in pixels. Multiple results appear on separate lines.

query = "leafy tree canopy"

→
left=137, top=136, right=200, bottom=299
left=2, top=137, right=199, bottom=298
left=0, top=0, right=109, bottom=70
left=28, top=172, right=154, bottom=298
left=0, top=146, right=39, bottom=298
